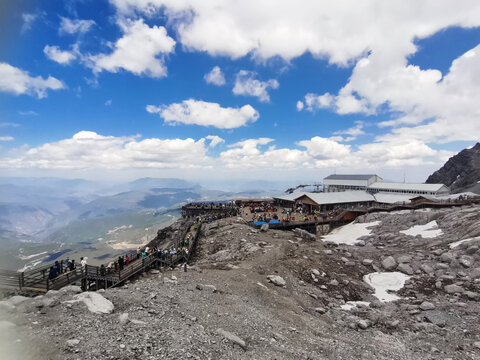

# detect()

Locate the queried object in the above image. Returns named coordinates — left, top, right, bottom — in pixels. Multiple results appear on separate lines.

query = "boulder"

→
left=420, top=264, right=434, bottom=274
left=381, top=256, right=397, bottom=270
left=397, top=255, right=412, bottom=264
left=459, top=255, right=474, bottom=268
left=267, top=275, right=286, bottom=287
left=68, top=292, right=114, bottom=314
left=397, top=263, right=414, bottom=275
left=260, top=224, right=269, bottom=232
left=420, top=301, right=435, bottom=311
left=444, top=284, right=464, bottom=294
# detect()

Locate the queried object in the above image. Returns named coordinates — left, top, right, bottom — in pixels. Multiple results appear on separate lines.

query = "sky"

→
left=0, top=0, right=480, bottom=184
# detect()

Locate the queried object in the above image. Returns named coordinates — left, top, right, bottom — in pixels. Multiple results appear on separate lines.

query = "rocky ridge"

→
left=426, top=142, right=480, bottom=193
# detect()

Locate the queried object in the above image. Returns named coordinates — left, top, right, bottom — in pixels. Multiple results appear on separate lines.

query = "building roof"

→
left=368, top=182, right=447, bottom=192
left=298, top=191, right=375, bottom=205
left=272, top=192, right=307, bottom=202
left=324, top=174, right=378, bottom=181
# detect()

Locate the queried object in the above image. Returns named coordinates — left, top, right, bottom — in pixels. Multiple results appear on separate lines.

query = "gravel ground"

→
left=1, top=205, right=480, bottom=359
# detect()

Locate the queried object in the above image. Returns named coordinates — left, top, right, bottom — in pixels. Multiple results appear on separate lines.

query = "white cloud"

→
left=18, top=111, right=38, bottom=116
left=0, top=131, right=449, bottom=180
left=204, top=66, right=226, bottom=86
left=333, top=122, right=365, bottom=141
left=205, top=135, right=225, bottom=147
left=0, top=136, right=14, bottom=141
left=0, top=131, right=210, bottom=170
left=232, top=70, right=279, bottom=102
left=110, top=0, right=480, bottom=148
left=60, top=17, right=96, bottom=34
left=44, top=45, right=77, bottom=65
left=0, top=63, right=65, bottom=98
left=90, top=19, right=175, bottom=78
left=0, top=122, right=20, bottom=128
left=21, top=13, right=37, bottom=33
left=296, top=101, right=304, bottom=111
left=146, top=99, right=259, bottom=129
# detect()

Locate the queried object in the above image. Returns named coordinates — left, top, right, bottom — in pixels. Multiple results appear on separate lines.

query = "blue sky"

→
left=1, top=0, right=480, bottom=183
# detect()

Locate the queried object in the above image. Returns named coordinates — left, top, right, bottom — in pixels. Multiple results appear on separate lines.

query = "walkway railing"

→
left=0, top=222, right=203, bottom=294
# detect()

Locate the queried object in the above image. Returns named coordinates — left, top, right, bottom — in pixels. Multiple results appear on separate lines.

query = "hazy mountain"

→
left=426, top=143, right=480, bottom=194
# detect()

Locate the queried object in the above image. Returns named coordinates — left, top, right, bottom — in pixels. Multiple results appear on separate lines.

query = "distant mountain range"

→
left=0, top=177, right=283, bottom=246
left=426, top=142, right=480, bottom=194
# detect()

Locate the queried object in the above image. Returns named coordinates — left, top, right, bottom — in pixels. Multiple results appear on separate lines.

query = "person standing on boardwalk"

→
left=118, top=256, right=124, bottom=270
left=125, top=254, right=130, bottom=266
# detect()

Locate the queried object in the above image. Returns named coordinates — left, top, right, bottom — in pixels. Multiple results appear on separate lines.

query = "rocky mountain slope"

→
left=426, top=142, right=480, bottom=193
left=2, top=205, right=480, bottom=359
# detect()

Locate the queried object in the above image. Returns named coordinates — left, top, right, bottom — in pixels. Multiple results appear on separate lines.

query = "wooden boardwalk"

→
left=0, top=222, right=203, bottom=294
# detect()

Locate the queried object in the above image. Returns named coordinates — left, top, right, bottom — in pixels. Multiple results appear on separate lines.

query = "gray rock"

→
left=60, top=285, right=82, bottom=294
left=267, top=275, right=286, bottom=287
left=397, top=255, right=412, bottom=263
left=260, top=224, right=269, bottom=232
left=420, top=264, right=434, bottom=274
left=217, top=328, right=246, bottom=350
left=356, top=240, right=366, bottom=247
left=314, top=307, right=327, bottom=314
left=329, top=279, right=339, bottom=286
left=66, top=339, right=80, bottom=347
left=381, top=256, right=397, bottom=270
left=420, top=301, right=435, bottom=311
left=357, top=319, right=370, bottom=329
left=362, top=259, right=373, bottom=266
left=463, top=291, right=478, bottom=300
left=440, top=253, right=455, bottom=263
left=293, top=228, right=316, bottom=241
left=397, top=263, right=414, bottom=275
left=459, top=255, right=474, bottom=268
left=444, top=284, right=464, bottom=294
left=119, top=313, right=129, bottom=325
left=311, top=269, right=320, bottom=277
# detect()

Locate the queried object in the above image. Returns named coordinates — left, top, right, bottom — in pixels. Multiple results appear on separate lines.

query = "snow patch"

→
left=340, top=301, right=370, bottom=310
left=449, top=236, right=480, bottom=249
left=18, top=251, right=47, bottom=260
left=400, top=220, right=443, bottom=238
left=364, top=272, right=410, bottom=302
left=321, top=221, right=380, bottom=245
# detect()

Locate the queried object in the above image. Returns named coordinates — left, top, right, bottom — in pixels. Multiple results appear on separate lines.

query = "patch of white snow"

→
left=321, top=221, right=380, bottom=245
left=340, top=301, right=370, bottom=310
left=400, top=220, right=443, bottom=238
left=449, top=236, right=480, bottom=249
left=363, top=272, right=410, bottom=302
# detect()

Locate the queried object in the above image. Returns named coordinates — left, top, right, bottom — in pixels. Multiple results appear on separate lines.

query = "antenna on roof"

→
left=403, top=168, right=406, bottom=183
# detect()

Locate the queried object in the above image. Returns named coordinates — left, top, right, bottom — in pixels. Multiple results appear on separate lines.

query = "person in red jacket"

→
left=125, top=254, right=130, bottom=266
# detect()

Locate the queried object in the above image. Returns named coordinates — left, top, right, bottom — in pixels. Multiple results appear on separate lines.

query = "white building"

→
left=323, top=174, right=383, bottom=192
left=367, top=182, right=450, bottom=196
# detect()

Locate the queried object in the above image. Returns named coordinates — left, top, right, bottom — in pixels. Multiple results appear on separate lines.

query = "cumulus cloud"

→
left=0, top=63, right=65, bottom=98
left=0, top=131, right=210, bottom=170
left=205, top=135, right=225, bottom=147
left=204, top=66, right=226, bottom=86
left=109, top=0, right=480, bottom=148
left=233, top=70, right=279, bottom=102
left=44, top=45, right=77, bottom=65
left=146, top=99, right=259, bottom=129
left=0, top=131, right=449, bottom=177
left=90, top=19, right=175, bottom=78
left=59, top=17, right=95, bottom=34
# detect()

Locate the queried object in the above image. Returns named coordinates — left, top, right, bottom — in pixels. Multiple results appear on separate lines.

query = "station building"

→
left=323, top=174, right=383, bottom=192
